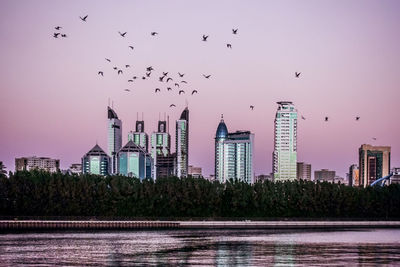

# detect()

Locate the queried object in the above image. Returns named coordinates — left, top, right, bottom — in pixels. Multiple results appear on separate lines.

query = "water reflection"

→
left=0, top=229, right=399, bottom=266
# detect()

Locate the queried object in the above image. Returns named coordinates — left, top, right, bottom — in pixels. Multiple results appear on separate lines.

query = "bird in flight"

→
left=155, top=88, right=161, bottom=93
left=129, top=46, right=134, bottom=50
left=174, top=83, right=180, bottom=87
left=132, top=76, right=137, bottom=79
left=119, top=31, right=127, bottom=37
left=118, top=70, right=123, bottom=75
left=146, top=66, right=154, bottom=72
left=325, top=117, right=329, bottom=122
left=356, top=116, right=360, bottom=121
left=301, top=115, right=306, bottom=120
left=113, top=67, right=118, bottom=70
left=61, top=34, right=67, bottom=38
left=167, top=87, right=172, bottom=91
left=181, top=80, right=187, bottom=84
left=295, top=72, right=301, bottom=78
left=53, top=33, right=60, bottom=38
left=166, top=78, right=173, bottom=82
left=159, top=76, right=165, bottom=82
left=372, top=137, right=377, bottom=141
left=179, top=90, right=185, bottom=95
left=178, top=72, right=185, bottom=77
left=202, top=35, right=209, bottom=41
left=105, top=58, right=111, bottom=62
left=192, top=90, right=198, bottom=95
left=232, top=28, right=238, bottom=34
left=128, top=79, right=133, bottom=82
left=203, top=74, right=211, bottom=79
left=142, top=76, right=146, bottom=80
left=124, top=89, right=131, bottom=92
left=125, top=65, right=130, bottom=68
left=250, top=105, right=254, bottom=110
left=151, top=32, right=158, bottom=36
left=227, top=44, right=232, bottom=49
left=55, top=26, right=62, bottom=30
left=98, top=71, right=104, bottom=76
left=80, top=15, right=88, bottom=22
left=146, top=72, right=151, bottom=77
left=163, top=72, right=168, bottom=76
left=170, top=104, right=176, bottom=107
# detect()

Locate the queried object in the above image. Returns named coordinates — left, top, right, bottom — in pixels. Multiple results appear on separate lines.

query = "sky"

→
left=1, top=0, right=400, bottom=178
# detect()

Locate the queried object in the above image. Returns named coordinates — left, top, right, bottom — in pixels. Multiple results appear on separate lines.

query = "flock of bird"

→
left=52, top=14, right=375, bottom=141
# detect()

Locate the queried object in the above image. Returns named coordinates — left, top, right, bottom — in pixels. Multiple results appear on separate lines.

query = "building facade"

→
left=69, top=163, right=82, bottom=175
left=15, top=156, right=60, bottom=173
left=151, top=120, right=171, bottom=179
left=176, top=107, right=189, bottom=178
left=297, top=162, right=312, bottom=181
left=107, top=106, right=122, bottom=174
left=215, top=116, right=254, bottom=184
left=359, top=144, right=391, bottom=187
left=348, top=164, right=359, bottom=187
left=273, top=101, right=297, bottom=181
left=314, top=169, right=336, bottom=183
left=128, top=120, right=149, bottom=153
left=117, top=140, right=153, bottom=180
left=188, top=165, right=202, bottom=178
left=82, top=144, right=111, bottom=176
left=391, top=168, right=400, bottom=185
left=156, top=153, right=176, bottom=178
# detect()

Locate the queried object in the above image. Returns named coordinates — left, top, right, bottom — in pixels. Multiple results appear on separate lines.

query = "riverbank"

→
left=1, top=220, right=400, bottom=231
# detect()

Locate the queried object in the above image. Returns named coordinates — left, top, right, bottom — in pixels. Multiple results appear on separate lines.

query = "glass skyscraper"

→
left=215, top=116, right=254, bottom=184
left=128, top=120, right=149, bottom=153
left=117, top=140, right=153, bottom=180
left=151, top=120, right=171, bottom=179
left=273, top=101, right=297, bottom=181
left=107, top=106, right=122, bottom=174
left=82, top=144, right=111, bottom=176
left=176, top=107, right=189, bottom=178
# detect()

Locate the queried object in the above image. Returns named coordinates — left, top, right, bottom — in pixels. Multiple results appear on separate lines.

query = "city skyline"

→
left=1, top=1, right=400, bottom=177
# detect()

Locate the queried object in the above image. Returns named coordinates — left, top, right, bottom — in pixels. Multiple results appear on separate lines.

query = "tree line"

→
left=0, top=170, right=399, bottom=219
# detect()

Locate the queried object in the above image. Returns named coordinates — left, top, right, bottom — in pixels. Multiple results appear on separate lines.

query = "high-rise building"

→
left=273, top=101, right=297, bottom=181
left=297, top=162, right=312, bottom=181
left=176, top=107, right=189, bottom=178
left=15, top=156, right=60, bottom=173
left=107, top=106, right=122, bottom=174
left=82, top=144, right=111, bottom=176
left=314, top=169, right=336, bottom=183
left=151, top=120, right=171, bottom=179
left=128, top=120, right=149, bottom=152
left=117, top=140, right=153, bottom=179
left=156, top=153, right=176, bottom=178
left=359, top=144, right=391, bottom=187
left=215, top=116, right=254, bottom=184
left=348, top=164, right=359, bottom=187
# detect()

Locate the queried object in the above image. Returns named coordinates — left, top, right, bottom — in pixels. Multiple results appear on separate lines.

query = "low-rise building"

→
left=15, top=156, right=60, bottom=173
left=314, top=169, right=336, bottom=183
left=188, top=165, right=202, bottom=178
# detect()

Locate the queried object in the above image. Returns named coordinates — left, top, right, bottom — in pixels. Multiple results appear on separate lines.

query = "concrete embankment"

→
left=1, top=220, right=400, bottom=231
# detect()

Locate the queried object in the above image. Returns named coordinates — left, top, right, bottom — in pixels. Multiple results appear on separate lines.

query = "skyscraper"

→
left=176, top=107, right=189, bottom=178
left=128, top=120, right=149, bottom=152
left=215, top=116, right=254, bottom=184
left=117, top=140, right=153, bottom=179
left=359, top=144, right=391, bottom=187
left=82, top=144, right=111, bottom=176
left=107, top=106, right=122, bottom=174
left=151, top=120, right=171, bottom=179
left=297, top=162, right=312, bottom=181
left=348, top=164, right=359, bottom=187
left=273, top=101, right=297, bottom=181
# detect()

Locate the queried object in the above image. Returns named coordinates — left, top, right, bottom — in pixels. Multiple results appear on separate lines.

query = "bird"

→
left=301, top=115, right=306, bottom=120
left=167, top=87, right=172, bottom=91
left=227, top=44, right=232, bottom=49
left=250, top=105, right=254, bottom=110
left=232, top=28, right=238, bottom=34
left=142, top=76, right=146, bottom=80
left=325, top=117, right=329, bottom=122
left=174, top=83, right=180, bottom=87
left=118, top=70, right=123, bottom=75
left=203, top=74, right=211, bottom=79
left=372, top=137, right=377, bottom=141
left=125, top=65, right=130, bottom=68
left=118, top=31, right=127, bottom=37
left=132, top=76, right=137, bottom=79
left=129, top=46, right=134, bottom=50
left=295, top=72, right=301, bottom=78
left=179, top=90, right=185, bottom=95
left=159, top=76, right=165, bottom=82
left=146, top=72, right=151, bottom=77
left=170, top=104, right=176, bottom=107
left=98, top=71, right=104, bottom=76
left=155, top=88, right=161, bottom=93
left=80, top=15, right=88, bottom=22
left=151, top=32, right=158, bottom=36
left=113, top=67, right=118, bottom=70
left=180, top=80, right=187, bottom=84
left=191, top=90, right=198, bottom=95
left=128, top=79, right=133, bottom=82
left=53, top=33, right=60, bottom=38
left=61, top=34, right=67, bottom=38
left=55, top=26, right=62, bottom=30
left=356, top=116, right=360, bottom=121
left=178, top=72, right=185, bottom=77
left=163, top=72, right=168, bottom=76
left=166, top=78, right=173, bottom=82
left=146, top=66, right=153, bottom=72
left=124, top=89, right=130, bottom=92
left=202, top=35, right=209, bottom=41
left=105, top=58, right=111, bottom=62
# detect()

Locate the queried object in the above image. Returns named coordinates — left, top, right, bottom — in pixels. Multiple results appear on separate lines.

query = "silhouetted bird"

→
left=301, top=115, right=306, bottom=120
left=179, top=90, right=185, bottom=95
left=174, top=83, right=180, bottom=87
left=124, top=89, right=130, bottom=92
left=202, top=35, right=209, bottom=41
left=155, top=88, right=161, bottom=93
left=80, top=15, right=88, bottom=22
left=53, top=33, right=60, bottom=38
left=129, top=46, right=134, bottom=50
left=325, top=117, right=329, bottom=122
left=203, top=74, right=211, bottom=79
left=125, top=65, right=130, bottom=68
left=250, top=105, right=254, bottom=110
left=170, top=104, right=176, bottom=107
left=295, top=72, right=301, bottom=78
left=113, top=67, right=118, bottom=70
left=178, top=72, right=185, bottom=77
left=98, top=71, right=104, bottom=76
left=163, top=72, right=168, bottom=76
left=159, top=76, right=165, bottom=82
left=232, top=28, right=238, bottom=34
left=142, top=76, right=146, bottom=80
left=61, top=34, right=67, bottom=38
left=146, top=66, right=153, bottom=72
left=166, top=78, right=173, bottom=82
left=118, top=70, right=123, bottom=75
left=128, top=79, right=133, bottom=82
left=372, top=137, right=377, bottom=141
left=55, top=26, right=62, bottom=30
left=167, top=87, right=172, bottom=91
left=105, top=58, right=111, bottom=62
left=151, top=32, right=158, bottom=36
left=181, top=80, right=187, bottom=84
left=146, top=72, right=151, bottom=77
left=356, top=116, right=360, bottom=121
left=227, top=44, right=232, bottom=49
left=133, top=76, right=137, bottom=79
left=119, top=31, right=127, bottom=37
left=191, top=90, right=198, bottom=95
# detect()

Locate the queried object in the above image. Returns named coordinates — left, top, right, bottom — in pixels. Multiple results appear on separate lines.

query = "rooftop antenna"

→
left=164, top=112, right=166, bottom=121
left=142, top=112, right=144, bottom=121
left=108, top=98, right=110, bottom=107
left=185, top=99, right=188, bottom=108
left=112, top=100, right=114, bottom=109
left=136, top=112, right=138, bottom=121
left=167, top=115, right=170, bottom=134
left=159, top=112, right=161, bottom=121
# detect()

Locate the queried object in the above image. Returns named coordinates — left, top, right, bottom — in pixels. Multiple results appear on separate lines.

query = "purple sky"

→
left=1, top=1, right=400, bottom=178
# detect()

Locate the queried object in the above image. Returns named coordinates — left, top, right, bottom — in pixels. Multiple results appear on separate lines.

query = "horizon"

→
left=1, top=1, right=400, bottom=178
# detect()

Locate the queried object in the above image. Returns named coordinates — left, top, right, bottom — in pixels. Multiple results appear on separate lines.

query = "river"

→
left=1, top=229, right=400, bottom=266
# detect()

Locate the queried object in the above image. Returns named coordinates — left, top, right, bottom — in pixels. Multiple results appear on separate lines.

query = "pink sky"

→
left=1, top=1, right=400, bottom=178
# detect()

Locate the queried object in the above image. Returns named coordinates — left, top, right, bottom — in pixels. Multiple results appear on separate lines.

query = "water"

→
left=1, top=229, right=400, bottom=266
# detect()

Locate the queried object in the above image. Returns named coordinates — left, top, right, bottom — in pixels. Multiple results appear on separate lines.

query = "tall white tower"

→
left=107, top=106, right=122, bottom=174
left=176, top=107, right=189, bottom=178
left=273, top=101, right=297, bottom=181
